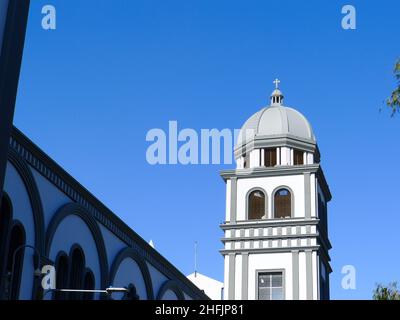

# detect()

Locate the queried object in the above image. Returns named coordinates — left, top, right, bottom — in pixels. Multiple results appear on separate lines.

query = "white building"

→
left=187, top=272, right=224, bottom=300
left=220, top=81, right=332, bottom=300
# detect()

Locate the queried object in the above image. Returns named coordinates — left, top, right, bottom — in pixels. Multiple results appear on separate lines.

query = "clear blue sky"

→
left=14, top=0, right=399, bottom=299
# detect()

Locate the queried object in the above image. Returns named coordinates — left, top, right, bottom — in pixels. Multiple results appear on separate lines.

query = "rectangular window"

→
left=293, top=149, right=304, bottom=165
left=258, top=272, right=284, bottom=300
left=264, top=148, right=277, bottom=167
left=243, top=153, right=250, bottom=168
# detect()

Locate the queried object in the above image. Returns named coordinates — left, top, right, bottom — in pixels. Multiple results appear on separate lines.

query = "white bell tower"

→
left=220, top=81, right=332, bottom=300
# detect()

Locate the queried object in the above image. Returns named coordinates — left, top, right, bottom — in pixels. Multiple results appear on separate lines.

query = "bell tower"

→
left=220, top=81, right=332, bottom=300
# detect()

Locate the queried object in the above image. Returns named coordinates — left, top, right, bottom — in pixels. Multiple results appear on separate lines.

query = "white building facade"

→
left=187, top=272, right=224, bottom=300
left=221, top=83, right=332, bottom=300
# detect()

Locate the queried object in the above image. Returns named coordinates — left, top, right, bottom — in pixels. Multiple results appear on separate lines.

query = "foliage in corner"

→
left=373, top=282, right=400, bottom=300
left=386, top=59, right=400, bottom=116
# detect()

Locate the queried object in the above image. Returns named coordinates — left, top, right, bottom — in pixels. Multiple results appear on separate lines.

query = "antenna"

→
left=194, top=241, right=198, bottom=277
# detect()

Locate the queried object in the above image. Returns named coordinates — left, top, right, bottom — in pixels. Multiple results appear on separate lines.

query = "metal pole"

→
left=9, top=244, right=41, bottom=299
left=42, top=287, right=129, bottom=300
left=194, top=241, right=198, bottom=277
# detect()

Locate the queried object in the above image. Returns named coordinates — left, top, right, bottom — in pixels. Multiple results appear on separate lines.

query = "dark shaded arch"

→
left=83, top=268, right=95, bottom=300
left=45, top=203, right=109, bottom=293
left=53, top=251, right=69, bottom=300
left=68, top=244, right=86, bottom=300
left=8, top=149, right=45, bottom=255
left=273, top=186, right=294, bottom=218
left=156, top=280, right=185, bottom=300
left=109, top=247, right=154, bottom=300
left=246, top=187, right=268, bottom=220
left=0, top=192, right=13, bottom=291
left=6, top=220, right=26, bottom=300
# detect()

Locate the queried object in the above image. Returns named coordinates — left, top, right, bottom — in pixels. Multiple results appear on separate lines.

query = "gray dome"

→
left=237, top=105, right=315, bottom=147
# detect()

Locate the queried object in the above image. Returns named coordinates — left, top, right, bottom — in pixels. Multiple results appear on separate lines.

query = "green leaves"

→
left=386, top=59, right=400, bottom=116
left=373, top=282, right=400, bottom=300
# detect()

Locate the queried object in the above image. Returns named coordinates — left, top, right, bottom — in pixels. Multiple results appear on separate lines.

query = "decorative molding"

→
left=109, top=247, right=154, bottom=300
left=241, top=253, right=249, bottom=300
left=234, top=134, right=316, bottom=158
left=220, top=164, right=320, bottom=180
left=221, top=233, right=319, bottom=242
left=271, top=185, right=294, bottom=219
left=156, top=280, right=185, bottom=300
left=292, top=250, right=299, bottom=300
left=228, top=253, right=235, bottom=300
left=230, top=178, right=237, bottom=223
left=10, top=127, right=208, bottom=300
left=220, top=245, right=320, bottom=256
left=45, top=203, right=109, bottom=295
left=8, top=148, right=45, bottom=255
left=306, top=250, right=313, bottom=300
left=304, top=173, right=311, bottom=219
left=245, top=187, right=268, bottom=220
left=220, top=218, right=319, bottom=230
left=220, top=164, right=332, bottom=202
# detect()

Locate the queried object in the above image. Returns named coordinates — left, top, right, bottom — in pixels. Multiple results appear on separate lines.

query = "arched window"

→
left=69, top=246, right=85, bottom=300
left=5, top=223, right=26, bottom=300
left=274, top=188, right=292, bottom=218
left=248, top=190, right=266, bottom=220
left=83, top=269, right=95, bottom=300
left=54, top=253, right=69, bottom=300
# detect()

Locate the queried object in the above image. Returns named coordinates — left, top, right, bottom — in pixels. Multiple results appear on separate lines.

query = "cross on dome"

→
left=270, top=78, right=284, bottom=106
left=273, top=78, right=281, bottom=89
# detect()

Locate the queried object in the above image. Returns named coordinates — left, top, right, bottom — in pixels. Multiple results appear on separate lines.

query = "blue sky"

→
left=14, top=0, right=399, bottom=299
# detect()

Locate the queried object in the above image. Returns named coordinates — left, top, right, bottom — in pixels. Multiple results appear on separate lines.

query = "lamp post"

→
left=8, top=244, right=41, bottom=299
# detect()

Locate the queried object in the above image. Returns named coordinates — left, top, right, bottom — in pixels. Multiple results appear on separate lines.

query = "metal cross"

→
left=273, top=78, right=281, bottom=89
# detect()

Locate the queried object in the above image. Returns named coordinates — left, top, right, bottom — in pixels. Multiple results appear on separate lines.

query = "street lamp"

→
left=8, top=244, right=41, bottom=299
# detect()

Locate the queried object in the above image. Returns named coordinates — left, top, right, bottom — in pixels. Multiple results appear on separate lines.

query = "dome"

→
left=236, top=105, right=316, bottom=148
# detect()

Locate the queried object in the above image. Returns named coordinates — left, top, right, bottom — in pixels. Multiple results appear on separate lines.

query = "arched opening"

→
left=83, top=269, right=95, bottom=300
left=54, top=253, right=69, bottom=300
left=274, top=188, right=292, bottom=218
left=68, top=246, right=85, bottom=300
left=0, top=196, right=12, bottom=292
left=122, top=283, right=140, bottom=300
left=248, top=190, right=266, bottom=220
left=5, top=223, right=26, bottom=300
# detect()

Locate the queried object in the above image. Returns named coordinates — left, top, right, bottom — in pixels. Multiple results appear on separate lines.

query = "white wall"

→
left=225, top=180, right=231, bottom=222
left=236, top=174, right=305, bottom=220
left=247, top=252, right=293, bottom=300
left=223, top=256, right=229, bottom=300
left=187, top=273, right=223, bottom=300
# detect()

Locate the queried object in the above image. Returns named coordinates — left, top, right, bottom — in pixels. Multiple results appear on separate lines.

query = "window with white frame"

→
left=258, top=272, right=284, bottom=300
